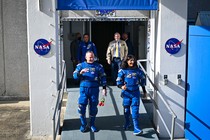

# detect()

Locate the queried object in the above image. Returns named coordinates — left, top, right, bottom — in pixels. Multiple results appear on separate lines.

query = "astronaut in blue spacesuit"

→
left=116, top=55, right=145, bottom=136
left=73, top=51, right=107, bottom=132
left=78, top=33, right=98, bottom=63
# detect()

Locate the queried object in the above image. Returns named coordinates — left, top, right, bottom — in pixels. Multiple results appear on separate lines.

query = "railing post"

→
left=53, top=119, right=55, bottom=140
left=52, top=60, right=66, bottom=140
left=64, top=63, right=67, bottom=92
left=170, top=115, right=177, bottom=140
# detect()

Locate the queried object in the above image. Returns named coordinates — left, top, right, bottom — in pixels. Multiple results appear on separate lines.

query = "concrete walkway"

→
left=0, top=101, right=30, bottom=140
left=61, top=86, right=159, bottom=140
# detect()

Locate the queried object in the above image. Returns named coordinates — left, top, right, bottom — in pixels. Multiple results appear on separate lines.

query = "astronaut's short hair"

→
left=85, top=51, right=94, bottom=57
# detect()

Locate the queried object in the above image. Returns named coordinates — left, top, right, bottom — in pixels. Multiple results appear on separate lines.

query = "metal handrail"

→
left=52, top=60, right=66, bottom=140
left=137, top=59, right=177, bottom=140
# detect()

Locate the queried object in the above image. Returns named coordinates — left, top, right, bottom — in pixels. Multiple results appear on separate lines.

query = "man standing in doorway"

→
left=122, top=32, right=134, bottom=55
left=106, top=32, right=128, bottom=85
left=70, top=32, right=82, bottom=70
left=78, top=33, right=98, bottom=63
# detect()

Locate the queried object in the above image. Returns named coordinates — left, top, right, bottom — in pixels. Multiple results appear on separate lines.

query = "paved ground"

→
left=0, top=92, right=68, bottom=140
left=0, top=101, right=30, bottom=140
left=61, top=86, right=159, bottom=140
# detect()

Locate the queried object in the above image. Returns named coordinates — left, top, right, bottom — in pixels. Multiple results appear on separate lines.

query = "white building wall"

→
left=0, top=0, right=28, bottom=98
left=0, top=1, right=5, bottom=96
left=4, top=0, right=28, bottom=98
left=27, top=0, right=58, bottom=135
left=154, top=0, right=188, bottom=138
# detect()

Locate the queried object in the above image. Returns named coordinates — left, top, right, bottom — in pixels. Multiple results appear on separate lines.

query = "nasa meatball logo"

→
left=34, top=39, right=51, bottom=55
left=165, top=38, right=183, bottom=54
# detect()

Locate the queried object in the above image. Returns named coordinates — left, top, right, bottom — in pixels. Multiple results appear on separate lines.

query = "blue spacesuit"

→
left=78, top=41, right=98, bottom=62
left=73, top=61, right=106, bottom=132
left=116, top=68, right=145, bottom=135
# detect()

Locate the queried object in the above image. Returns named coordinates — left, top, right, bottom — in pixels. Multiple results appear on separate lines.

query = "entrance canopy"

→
left=57, top=0, right=158, bottom=10
left=61, top=10, right=150, bottom=21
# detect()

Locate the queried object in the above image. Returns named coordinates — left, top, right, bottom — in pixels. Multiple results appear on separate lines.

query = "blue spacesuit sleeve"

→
left=98, top=64, right=106, bottom=86
left=116, top=69, right=124, bottom=86
left=73, top=63, right=82, bottom=80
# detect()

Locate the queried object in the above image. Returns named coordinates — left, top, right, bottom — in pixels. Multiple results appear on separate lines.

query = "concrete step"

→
left=61, top=86, right=159, bottom=140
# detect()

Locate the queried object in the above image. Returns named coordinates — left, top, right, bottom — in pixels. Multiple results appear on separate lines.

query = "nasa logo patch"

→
left=165, top=38, right=182, bottom=54
left=34, top=39, right=51, bottom=56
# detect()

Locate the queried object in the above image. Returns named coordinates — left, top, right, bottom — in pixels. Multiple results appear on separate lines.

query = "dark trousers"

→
left=72, top=61, right=77, bottom=70
left=111, top=57, right=121, bottom=85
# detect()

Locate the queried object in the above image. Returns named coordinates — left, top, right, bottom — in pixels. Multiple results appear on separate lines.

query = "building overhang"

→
left=57, top=0, right=158, bottom=10
left=61, top=10, right=150, bottom=21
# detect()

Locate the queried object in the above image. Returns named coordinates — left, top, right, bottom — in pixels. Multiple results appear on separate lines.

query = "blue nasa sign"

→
left=34, top=39, right=51, bottom=55
left=165, top=38, right=182, bottom=54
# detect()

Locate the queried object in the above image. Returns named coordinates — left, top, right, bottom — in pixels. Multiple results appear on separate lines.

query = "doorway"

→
left=63, top=20, right=147, bottom=86
left=91, top=21, right=124, bottom=77
left=91, top=21, right=147, bottom=77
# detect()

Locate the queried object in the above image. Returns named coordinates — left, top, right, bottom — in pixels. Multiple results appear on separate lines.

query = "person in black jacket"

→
left=70, top=32, right=81, bottom=69
left=122, top=32, right=134, bottom=55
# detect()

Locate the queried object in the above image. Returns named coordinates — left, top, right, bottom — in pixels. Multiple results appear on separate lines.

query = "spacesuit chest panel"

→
left=124, top=69, right=139, bottom=91
left=82, top=63, right=99, bottom=82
